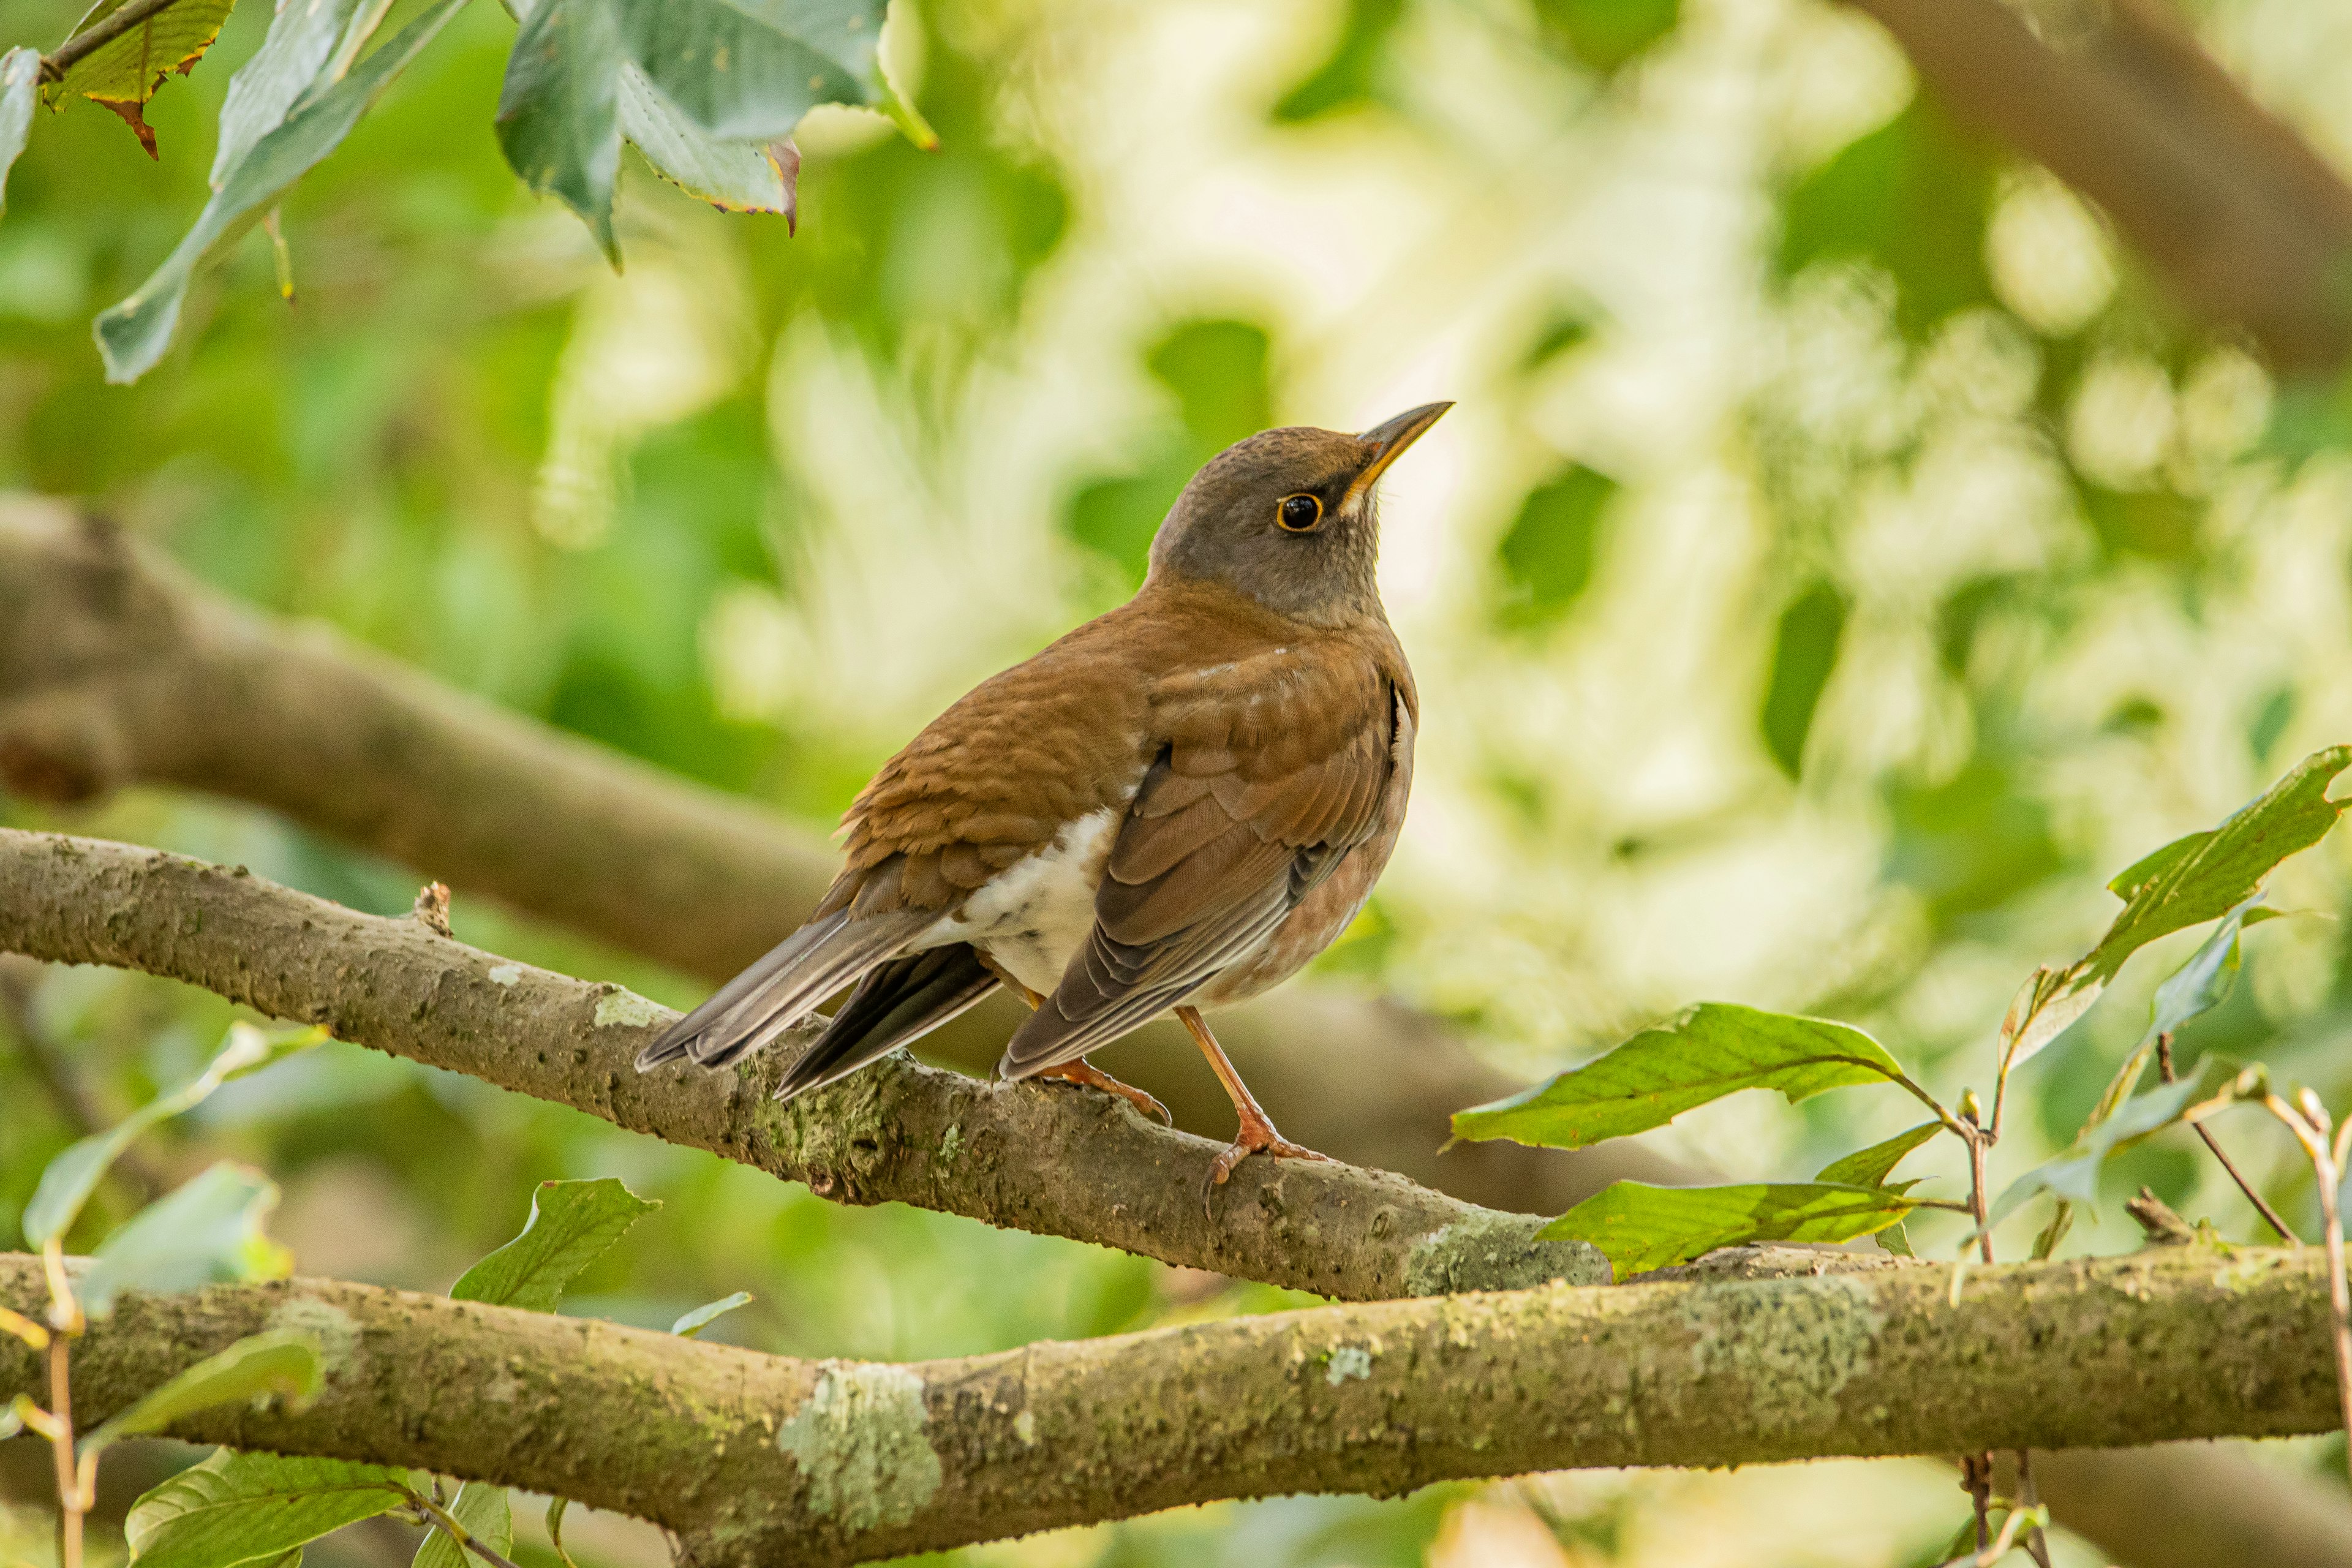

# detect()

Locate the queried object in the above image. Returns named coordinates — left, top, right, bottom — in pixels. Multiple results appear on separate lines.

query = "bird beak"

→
left=1344, top=401, right=1453, bottom=512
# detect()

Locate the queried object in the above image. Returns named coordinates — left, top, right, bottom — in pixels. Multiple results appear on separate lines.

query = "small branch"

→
left=2159, top=1035, right=2299, bottom=1243
left=408, top=1494, right=527, bottom=1568
left=2263, top=1092, right=2352, bottom=1493
left=39, top=0, right=190, bottom=83
left=1, top=1248, right=2343, bottom=1567
left=0, top=828, right=1607, bottom=1303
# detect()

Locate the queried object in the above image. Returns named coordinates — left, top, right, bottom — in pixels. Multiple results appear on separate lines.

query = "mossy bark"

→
left=0, top=828, right=1605, bottom=1300
left=2, top=1248, right=2336, bottom=1566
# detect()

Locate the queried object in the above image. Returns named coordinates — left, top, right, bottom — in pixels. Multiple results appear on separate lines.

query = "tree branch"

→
left=0, top=496, right=1681, bottom=1216
left=2, top=1246, right=2339, bottom=1566
left=1846, top=0, right=2352, bottom=372
left=0, top=827, right=1607, bottom=1302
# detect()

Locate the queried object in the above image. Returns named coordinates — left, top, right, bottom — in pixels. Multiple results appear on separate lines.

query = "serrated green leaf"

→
left=209, top=0, right=364, bottom=188
left=452, top=1177, right=657, bottom=1311
left=616, top=0, right=884, bottom=141
left=1989, top=1055, right=2264, bottom=1228
left=2084, top=902, right=2255, bottom=1131
left=1814, top=1121, right=1942, bottom=1189
left=497, top=0, right=625, bottom=259
left=26, top=1023, right=323, bottom=1248
left=1539, top=1181, right=1924, bottom=1280
left=0, top=47, right=40, bottom=222
left=1452, top=1003, right=1911, bottom=1150
left=52, top=0, right=241, bottom=156
left=78, top=1163, right=292, bottom=1316
left=94, top=0, right=467, bottom=383
left=82, top=1331, right=321, bottom=1455
left=126, top=1451, right=408, bottom=1568
left=617, top=64, right=794, bottom=219
left=670, top=1290, right=752, bottom=1338
left=413, top=1482, right=509, bottom=1568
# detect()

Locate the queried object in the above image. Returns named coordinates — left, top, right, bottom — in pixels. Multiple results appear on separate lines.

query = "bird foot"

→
left=1041, top=1059, right=1171, bottom=1125
left=1204, top=1110, right=1330, bottom=1210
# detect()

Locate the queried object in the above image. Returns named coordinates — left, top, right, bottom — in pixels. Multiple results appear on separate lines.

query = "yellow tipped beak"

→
left=1344, top=401, right=1453, bottom=510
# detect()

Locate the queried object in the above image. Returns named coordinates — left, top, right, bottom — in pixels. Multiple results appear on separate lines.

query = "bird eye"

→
left=1276, top=494, right=1323, bottom=532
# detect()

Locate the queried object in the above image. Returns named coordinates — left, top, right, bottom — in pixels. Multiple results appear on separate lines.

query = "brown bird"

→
left=637, top=402, right=1447, bottom=1187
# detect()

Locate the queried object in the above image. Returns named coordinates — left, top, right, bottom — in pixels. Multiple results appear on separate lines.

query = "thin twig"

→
left=2013, top=1450, right=2052, bottom=1568
left=39, top=0, right=190, bottom=82
left=2158, top=1035, right=2298, bottom=1243
left=409, top=1493, right=529, bottom=1568
left=2262, top=1091, right=2352, bottom=1494
left=39, top=1240, right=84, bottom=1568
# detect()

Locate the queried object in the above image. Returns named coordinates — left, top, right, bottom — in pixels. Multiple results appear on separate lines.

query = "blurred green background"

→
left=8, top=0, right=2352, bottom=1561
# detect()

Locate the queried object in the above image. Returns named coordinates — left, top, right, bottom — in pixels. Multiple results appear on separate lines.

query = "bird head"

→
left=1145, top=402, right=1451, bottom=624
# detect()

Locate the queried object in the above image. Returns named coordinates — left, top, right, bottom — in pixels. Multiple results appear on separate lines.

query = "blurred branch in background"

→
left=1847, top=0, right=2352, bottom=371
left=0, top=496, right=1684, bottom=1216
left=0, top=827, right=1612, bottom=1302
left=2, top=1245, right=2343, bottom=1566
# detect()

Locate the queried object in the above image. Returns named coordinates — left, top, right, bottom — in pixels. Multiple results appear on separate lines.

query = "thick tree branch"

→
left=1847, top=0, right=2352, bottom=371
left=0, top=827, right=1605, bottom=1300
left=2, top=1248, right=2339, bottom=1566
left=0, top=496, right=1675, bottom=1215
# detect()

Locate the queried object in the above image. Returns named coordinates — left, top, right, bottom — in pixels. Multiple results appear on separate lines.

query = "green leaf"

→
left=94, top=0, right=467, bottom=383
left=1531, top=0, right=1679, bottom=75
left=1988, top=1055, right=2264, bottom=1227
left=545, top=1498, right=578, bottom=1568
left=25, top=1022, right=323, bottom=1248
left=209, top=0, right=365, bottom=188
left=499, top=0, right=888, bottom=255
left=126, top=1451, right=409, bottom=1568
left=82, top=1331, right=322, bottom=1455
left=1760, top=580, right=1847, bottom=777
left=2000, top=747, right=2351, bottom=1074
left=1540, top=1181, right=1924, bottom=1280
left=1451, top=1003, right=1912, bottom=1151
left=1814, top=1121, right=1942, bottom=1189
left=51, top=0, right=241, bottom=157
left=1272, top=0, right=1403, bottom=122
left=78, top=1162, right=292, bottom=1317
left=2084, top=902, right=2255, bottom=1131
left=1496, top=465, right=1618, bottom=630
left=0, top=47, right=40, bottom=222
left=451, top=1177, right=657, bottom=1311
left=413, top=1482, right=510, bottom=1568
left=670, top=1290, right=752, bottom=1338
left=618, top=65, right=796, bottom=219
left=497, top=0, right=625, bottom=260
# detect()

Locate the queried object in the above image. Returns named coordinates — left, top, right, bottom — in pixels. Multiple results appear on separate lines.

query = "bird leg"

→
left=1177, top=1004, right=1330, bottom=1193
left=981, top=952, right=1170, bottom=1125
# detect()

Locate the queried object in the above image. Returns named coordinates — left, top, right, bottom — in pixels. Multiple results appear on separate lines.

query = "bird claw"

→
left=1201, top=1120, right=1330, bottom=1215
left=1041, top=1060, right=1170, bottom=1126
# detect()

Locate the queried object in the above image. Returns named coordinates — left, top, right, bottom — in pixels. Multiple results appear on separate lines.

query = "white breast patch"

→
left=914, top=807, right=1120, bottom=996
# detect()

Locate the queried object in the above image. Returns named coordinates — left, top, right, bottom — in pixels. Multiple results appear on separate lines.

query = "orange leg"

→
left=1177, top=1004, right=1329, bottom=1193
left=983, top=954, right=1170, bottom=1125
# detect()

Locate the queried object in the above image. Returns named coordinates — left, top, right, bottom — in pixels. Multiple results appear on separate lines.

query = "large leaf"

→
left=1988, top=1055, right=2264, bottom=1227
left=498, top=0, right=884, bottom=255
left=1814, top=1121, right=1942, bottom=1189
left=51, top=0, right=241, bottom=157
left=450, top=1177, right=657, bottom=1311
left=94, top=0, right=468, bottom=383
left=77, top=1163, right=292, bottom=1316
left=1541, top=1181, right=1925, bottom=1280
left=1998, top=747, right=2350, bottom=1074
left=209, top=0, right=364, bottom=187
left=24, top=1022, right=322, bottom=1248
left=0, top=47, right=39, bottom=221
left=126, top=1451, right=409, bottom=1568
left=617, top=64, right=795, bottom=219
left=1452, top=1003, right=1912, bottom=1150
left=412, top=1481, right=510, bottom=1568
left=82, top=1332, right=321, bottom=1454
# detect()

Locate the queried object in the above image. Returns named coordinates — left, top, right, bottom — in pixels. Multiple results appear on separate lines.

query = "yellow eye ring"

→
left=1276, top=494, right=1323, bottom=532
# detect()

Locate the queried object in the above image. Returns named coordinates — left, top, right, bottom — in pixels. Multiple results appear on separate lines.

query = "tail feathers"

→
left=633, top=908, right=936, bottom=1072
left=772, top=944, right=1000, bottom=1102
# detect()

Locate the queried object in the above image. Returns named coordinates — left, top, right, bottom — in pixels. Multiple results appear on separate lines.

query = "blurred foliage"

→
left=9, top=0, right=2352, bottom=1558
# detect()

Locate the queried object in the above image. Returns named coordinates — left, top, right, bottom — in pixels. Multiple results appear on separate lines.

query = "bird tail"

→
left=771, top=943, right=1000, bottom=1101
left=634, top=908, right=938, bottom=1073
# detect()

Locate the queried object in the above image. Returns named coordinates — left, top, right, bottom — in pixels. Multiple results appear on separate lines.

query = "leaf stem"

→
left=2158, top=1036, right=2298, bottom=1243
left=40, top=0, right=190, bottom=83
left=409, top=1491, right=527, bottom=1568
left=2262, top=1092, right=2352, bottom=1494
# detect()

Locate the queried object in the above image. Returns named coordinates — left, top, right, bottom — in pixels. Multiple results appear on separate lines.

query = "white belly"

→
left=913, top=807, right=1118, bottom=995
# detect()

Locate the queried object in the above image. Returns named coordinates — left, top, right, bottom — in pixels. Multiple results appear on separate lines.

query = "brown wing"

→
left=1000, top=643, right=1408, bottom=1074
